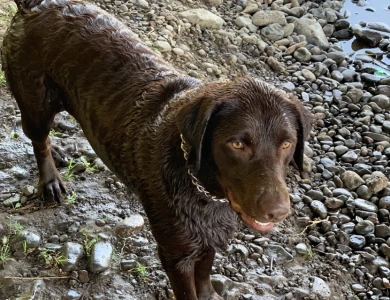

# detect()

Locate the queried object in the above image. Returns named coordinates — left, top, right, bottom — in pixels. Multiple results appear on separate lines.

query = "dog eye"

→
left=232, top=141, right=244, bottom=149
left=282, top=141, right=291, bottom=149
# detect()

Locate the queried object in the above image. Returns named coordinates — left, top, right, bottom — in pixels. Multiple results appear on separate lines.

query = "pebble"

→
left=89, top=241, right=114, bottom=273
left=310, top=200, right=328, bottom=219
left=115, top=214, right=145, bottom=238
left=60, top=242, right=84, bottom=272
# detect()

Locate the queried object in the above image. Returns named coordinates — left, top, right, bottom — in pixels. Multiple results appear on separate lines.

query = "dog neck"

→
left=180, top=134, right=228, bottom=203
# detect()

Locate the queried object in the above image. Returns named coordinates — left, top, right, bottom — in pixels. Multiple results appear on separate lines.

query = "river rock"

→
left=179, top=9, right=225, bottom=29
left=365, top=171, right=388, bottom=194
left=294, top=17, right=329, bottom=50
left=252, top=11, right=286, bottom=27
left=341, top=171, right=364, bottom=190
left=60, top=242, right=84, bottom=272
left=89, top=241, right=114, bottom=273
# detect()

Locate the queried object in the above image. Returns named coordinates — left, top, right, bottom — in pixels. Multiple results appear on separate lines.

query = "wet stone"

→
left=365, top=171, right=388, bottom=194
left=375, top=224, right=390, bottom=239
left=60, top=242, right=84, bottom=272
left=356, top=185, right=372, bottom=200
left=78, top=270, right=89, bottom=283
left=341, top=150, right=358, bottom=162
left=89, top=241, right=114, bottom=273
left=349, top=234, right=366, bottom=250
left=10, top=230, right=41, bottom=251
left=265, top=244, right=293, bottom=263
left=355, top=220, right=375, bottom=235
left=312, top=276, right=331, bottom=299
left=324, top=197, right=344, bottom=209
left=354, top=199, right=378, bottom=212
left=341, top=171, right=364, bottom=190
left=65, top=290, right=81, bottom=300
left=379, top=196, right=390, bottom=210
left=115, top=214, right=145, bottom=238
left=295, top=243, right=307, bottom=255
left=380, top=244, right=390, bottom=258
left=310, top=200, right=328, bottom=218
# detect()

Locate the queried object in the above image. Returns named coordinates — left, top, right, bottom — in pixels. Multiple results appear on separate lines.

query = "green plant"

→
left=82, top=232, right=98, bottom=257
left=49, top=129, right=62, bottom=137
left=39, top=248, right=66, bottom=267
left=64, top=158, right=74, bottom=180
left=0, top=236, right=11, bottom=264
left=0, top=73, right=6, bottom=86
left=129, top=261, right=147, bottom=277
left=80, top=156, right=97, bottom=173
left=10, top=131, right=19, bottom=139
left=8, top=220, right=24, bottom=235
left=307, top=245, right=313, bottom=260
left=65, top=191, right=77, bottom=204
left=22, top=240, right=27, bottom=253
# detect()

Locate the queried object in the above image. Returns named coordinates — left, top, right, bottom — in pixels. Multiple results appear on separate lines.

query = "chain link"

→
left=180, top=134, right=228, bottom=203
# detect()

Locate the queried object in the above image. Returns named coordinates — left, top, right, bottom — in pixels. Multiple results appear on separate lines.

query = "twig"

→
left=291, top=216, right=330, bottom=237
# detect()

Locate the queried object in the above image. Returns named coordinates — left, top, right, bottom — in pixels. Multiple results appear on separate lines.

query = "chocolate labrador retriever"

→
left=2, top=0, right=311, bottom=298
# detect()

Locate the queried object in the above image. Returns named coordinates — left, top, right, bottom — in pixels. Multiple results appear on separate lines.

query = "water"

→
left=339, top=0, right=390, bottom=67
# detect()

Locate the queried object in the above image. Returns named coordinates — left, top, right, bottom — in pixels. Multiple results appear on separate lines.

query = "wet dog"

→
left=2, top=0, right=311, bottom=298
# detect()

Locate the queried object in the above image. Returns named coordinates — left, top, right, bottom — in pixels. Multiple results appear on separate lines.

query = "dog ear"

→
left=177, top=97, right=222, bottom=173
left=289, top=96, right=312, bottom=171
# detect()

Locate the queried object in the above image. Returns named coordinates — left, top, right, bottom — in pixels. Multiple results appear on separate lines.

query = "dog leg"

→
left=7, top=72, right=66, bottom=203
left=158, top=247, right=198, bottom=300
left=195, top=249, right=223, bottom=300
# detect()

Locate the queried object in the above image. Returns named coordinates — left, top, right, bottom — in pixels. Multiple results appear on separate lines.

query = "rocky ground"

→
left=0, top=0, right=390, bottom=299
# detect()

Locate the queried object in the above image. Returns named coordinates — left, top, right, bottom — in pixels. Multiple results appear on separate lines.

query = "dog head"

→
left=177, top=77, right=312, bottom=231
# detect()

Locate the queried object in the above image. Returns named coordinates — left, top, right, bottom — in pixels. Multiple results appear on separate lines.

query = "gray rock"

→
left=346, top=88, right=363, bottom=103
left=370, top=94, right=390, bottom=109
left=324, top=197, right=344, bottom=209
left=326, top=51, right=346, bottom=64
left=153, top=41, right=172, bottom=52
left=252, top=11, right=286, bottom=27
left=349, top=235, right=366, bottom=250
left=342, top=69, right=358, bottom=82
left=65, top=290, right=81, bottom=300
left=356, top=185, right=372, bottom=200
left=341, top=171, right=364, bottom=190
left=261, top=23, right=284, bottom=41
left=235, top=16, right=253, bottom=28
left=353, top=28, right=382, bottom=47
left=355, top=220, right=375, bottom=235
left=310, top=200, right=328, bottom=218
left=380, top=244, right=390, bottom=258
left=89, top=241, right=114, bottom=273
left=367, top=22, right=390, bottom=33
left=302, top=69, right=316, bottom=81
left=311, top=277, right=331, bottom=299
left=10, top=230, right=41, bottom=251
left=129, top=0, right=148, bottom=8
left=341, top=150, right=358, bottom=162
left=295, top=243, right=308, bottom=255
left=354, top=198, right=378, bottom=212
left=365, top=171, right=388, bottom=194
left=267, top=57, right=285, bottom=73
left=361, top=73, right=381, bottom=83
left=22, top=185, right=35, bottom=197
left=376, top=224, right=390, bottom=239
left=265, top=244, right=293, bottom=263
left=379, top=196, right=390, bottom=210
left=377, top=85, right=390, bottom=97
left=115, top=214, right=145, bottom=238
left=179, top=9, right=225, bottom=29
left=331, top=70, right=344, bottom=82
left=294, top=17, right=329, bottom=50
left=60, top=242, right=84, bottom=272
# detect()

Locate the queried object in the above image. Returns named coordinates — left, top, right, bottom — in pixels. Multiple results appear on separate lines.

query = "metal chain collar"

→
left=180, top=134, right=229, bottom=203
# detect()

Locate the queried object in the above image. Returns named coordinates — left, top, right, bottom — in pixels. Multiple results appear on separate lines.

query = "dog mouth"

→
left=227, top=189, right=274, bottom=232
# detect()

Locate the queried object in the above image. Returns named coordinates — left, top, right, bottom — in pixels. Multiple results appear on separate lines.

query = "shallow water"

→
left=339, top=0, right=390, bottom=66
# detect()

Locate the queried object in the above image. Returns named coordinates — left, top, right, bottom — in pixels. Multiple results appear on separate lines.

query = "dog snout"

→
left=255, top=185, right=290, bottom=222
left=264, top=204, right=290, bottom=223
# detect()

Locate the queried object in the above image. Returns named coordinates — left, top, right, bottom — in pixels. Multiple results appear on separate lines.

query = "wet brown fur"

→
left=1, top=0, right=312, bottom=299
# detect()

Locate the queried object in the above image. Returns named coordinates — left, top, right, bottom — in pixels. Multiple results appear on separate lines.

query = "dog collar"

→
left=180, top=134, right=229, bottom=203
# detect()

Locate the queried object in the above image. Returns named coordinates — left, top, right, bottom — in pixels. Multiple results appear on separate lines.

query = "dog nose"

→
left=265, top=205, right=290, bottom=223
